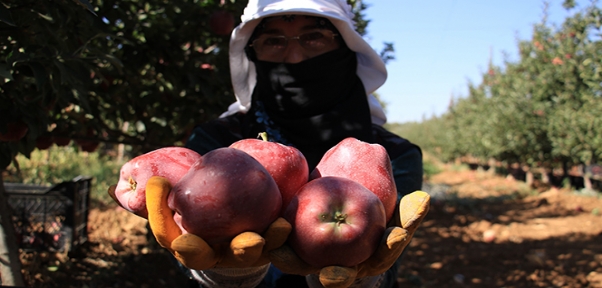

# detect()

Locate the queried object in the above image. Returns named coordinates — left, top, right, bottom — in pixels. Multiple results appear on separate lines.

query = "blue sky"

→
left=363, top=0, right=597, bottom=124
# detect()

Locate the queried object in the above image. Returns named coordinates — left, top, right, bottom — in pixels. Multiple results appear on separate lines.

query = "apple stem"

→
left=334, top=211, right=347, bottom=225
left=129, top=176, right=137, bottom=191
left=258, top=132, right=268, bottom=142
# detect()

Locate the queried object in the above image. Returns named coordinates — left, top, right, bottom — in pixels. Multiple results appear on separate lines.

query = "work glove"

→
left=269, top=190, right=430, bottom=288
left=144, top=175, right=292, bottom=270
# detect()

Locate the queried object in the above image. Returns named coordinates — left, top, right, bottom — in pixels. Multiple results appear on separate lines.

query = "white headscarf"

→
left=222, top=0, right=388, bottom=125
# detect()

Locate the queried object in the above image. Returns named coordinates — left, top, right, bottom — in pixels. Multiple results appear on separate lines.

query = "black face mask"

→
left=253, top=47, right=358, bottom=118
left=249, top=46, right=374, bottom=169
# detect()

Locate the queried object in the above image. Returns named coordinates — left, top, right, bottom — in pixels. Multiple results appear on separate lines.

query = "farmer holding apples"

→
left=147, top=0, right=430, bottom=287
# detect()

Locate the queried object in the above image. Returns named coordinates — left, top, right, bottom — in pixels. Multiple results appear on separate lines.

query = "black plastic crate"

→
left=4, top=175, right=92, bottom=252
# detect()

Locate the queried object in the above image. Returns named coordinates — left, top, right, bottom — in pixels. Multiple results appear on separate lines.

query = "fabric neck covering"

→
left=248, top=47, right=374, bottom=167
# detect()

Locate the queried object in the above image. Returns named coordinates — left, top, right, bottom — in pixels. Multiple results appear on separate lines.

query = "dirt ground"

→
left=16, top=165, right=602, bottom=288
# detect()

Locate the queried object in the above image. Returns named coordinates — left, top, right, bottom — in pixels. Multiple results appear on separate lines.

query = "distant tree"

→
left=396, top=1, right=602, bottom=184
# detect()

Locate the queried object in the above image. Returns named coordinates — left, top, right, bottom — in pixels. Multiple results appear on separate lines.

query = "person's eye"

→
left=301, top=31, right=326, bottom=42
left=263, top=36, right=286, bottom=47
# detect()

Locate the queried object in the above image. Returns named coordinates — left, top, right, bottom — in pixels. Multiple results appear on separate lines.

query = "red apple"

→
left=75, top=127, right=100, bottom=151
left=112, top=147, right=202, bottom=218
left=36, top=135, right=54, bottom=150
left=99, top=75, right=114, bottom=92
left=209, top=10, right=235, bottom=36
left=284, top=176, right=386, bottom=267
left=230, top=134, right=309, bottom=214
left=168, top=147, right=282, bottom=246
left=311, top=137, right=397, bottom=222
left=53, top=137, right=71, bottom=146
left=0, top=120, right=28, bottom=142
left=79, top=141, right=100, bottom=152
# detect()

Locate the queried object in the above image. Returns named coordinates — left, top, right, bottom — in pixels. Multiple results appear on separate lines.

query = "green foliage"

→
left=0, top=0, right=382, bottom=171
left=348, top=0, right=370, bottom=36
left=0, top=0, right=387, bottom=199
left=0, top=0, right=243, bottom=171
left=3, top=145, right=127, bottom=205
left=396, top=2, right=602, bottom=171
left=386, top=116, right=455, bottom=162
left=422, top=158, right=441, bottom=179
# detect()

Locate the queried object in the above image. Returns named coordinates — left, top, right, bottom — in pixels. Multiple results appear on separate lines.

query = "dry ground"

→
left=17, top=165, right=602, bottom=288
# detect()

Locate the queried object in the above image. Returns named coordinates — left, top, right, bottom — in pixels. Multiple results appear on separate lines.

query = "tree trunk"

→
left=583, top=164, right=593, bottom=190
left=525, top=169, right=534, bottom=187
left=584, top=175, right=593, bottom=190
left=540, top=167, right=550, bottom=184
left=0, top=174, right=25, bottom=286
left=117, top=121, right=129, bottom=163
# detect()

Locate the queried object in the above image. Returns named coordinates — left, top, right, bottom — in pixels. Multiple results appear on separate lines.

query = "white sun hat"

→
left=222, top=0, right=388, bottom=125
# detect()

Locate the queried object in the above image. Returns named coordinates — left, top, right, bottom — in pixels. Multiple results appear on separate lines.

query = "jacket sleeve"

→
left=390, top=146, right=423, bottom=201
left=371, top=124, right=423, bottom=201
left=184, top=113, right=247, bottom=155
left=185, top=125, right=229, bottom=155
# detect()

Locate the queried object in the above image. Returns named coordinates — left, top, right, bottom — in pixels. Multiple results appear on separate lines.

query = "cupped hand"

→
left=269, top=190, right=430, bottom=288
left=144, top=176, right=292, bottom=270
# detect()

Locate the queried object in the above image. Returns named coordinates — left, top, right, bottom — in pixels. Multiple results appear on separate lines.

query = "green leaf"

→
left=98, top=54, right=124, bottom=74
left=6, top=51, right=29, bottom=67
left=26, top=62, right=48, bottom=91
left=0, top=3, right=15, bottom=26
left=37, top=12, right=54, bottom=22
left=0, top=143, right=15, bottom=170
left=73, top=0, right=97, bottom=16
left=583, top=58, right=592, bottom=66
left=0, top=63, right=13, bottom=81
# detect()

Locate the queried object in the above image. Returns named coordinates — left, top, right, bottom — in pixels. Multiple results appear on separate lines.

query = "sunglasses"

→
left=250, top=29, right=339, bottom=61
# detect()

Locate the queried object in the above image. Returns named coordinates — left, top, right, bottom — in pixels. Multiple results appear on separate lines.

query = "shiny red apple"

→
left=0, top=120, right=28, bottom=142
left=75, top=127, right=100, bottom=152
left=36, top=135, right=54, bottom=150
left=284, top=176, right=386, bottom=267
left=230, top=134, right=309, bottom=214
left=53, top=136, right=71, bottom=146
left=168, top=147, right=282, bottom=245
left=209, top=10, right=235, bottom=36
left=79, top=141, right=100, bottom=152
left=112, top=147, right=202, bottom=218
left=311, top=137, right=397, bottom=222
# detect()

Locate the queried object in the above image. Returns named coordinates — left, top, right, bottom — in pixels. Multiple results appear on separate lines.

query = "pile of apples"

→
left=110, top=135, right=398, bottom=267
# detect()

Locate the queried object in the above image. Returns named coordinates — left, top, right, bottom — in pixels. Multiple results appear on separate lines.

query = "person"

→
left=149, top=0, right=427, bottom=287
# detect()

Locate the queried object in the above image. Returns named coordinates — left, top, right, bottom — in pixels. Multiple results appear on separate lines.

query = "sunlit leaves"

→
left=397, top=2, right=602, bottom=169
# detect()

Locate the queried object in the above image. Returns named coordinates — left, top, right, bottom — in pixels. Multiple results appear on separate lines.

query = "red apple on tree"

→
left=52, top=133, right=71, bottom=147
left=209, top=10, right=235, bottom=36
left=79, top=141, right=100, bottom=152
left=167, top=147, right=282, bottom=245
left=53, top=136, right=71, bottom=147
left=0, top=120, right=28, bottom=142
left=311, top=137, right=397, bottom=222
left=111, top=147, right=202, bottom=218
left=99, top=75, right=114, bottom=92
left=284, top=176, right=386, bottom=267
left=75, top=126, right=100, bottom=152
left=230, top=132, right=309, bottom=213
left=36, top=134, right=54, bottom=150
left=51, top=124, right=72, bottom=146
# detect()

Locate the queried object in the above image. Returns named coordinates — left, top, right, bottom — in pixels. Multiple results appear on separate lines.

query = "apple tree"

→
left=0, top=0, right=242, bottom=284
left=0, top=0, right=382, bottom=284
left=402, top=0, right=601, bottom=187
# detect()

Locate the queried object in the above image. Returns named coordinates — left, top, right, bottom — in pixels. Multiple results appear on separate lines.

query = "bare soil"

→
left=17, top=165, right=602, bottom=288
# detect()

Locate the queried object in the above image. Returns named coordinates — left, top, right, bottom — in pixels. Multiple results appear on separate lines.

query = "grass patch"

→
left=3, top=144, right=128, bottom=206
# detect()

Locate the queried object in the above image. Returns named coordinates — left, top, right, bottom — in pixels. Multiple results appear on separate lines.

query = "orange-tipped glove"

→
left=144, top=175, right=292, bottom=270
left=269, top=190, right=430, bottom=288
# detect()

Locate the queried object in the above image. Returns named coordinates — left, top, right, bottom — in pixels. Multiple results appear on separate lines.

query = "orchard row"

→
left=390, top=2, right=602, bottom=187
